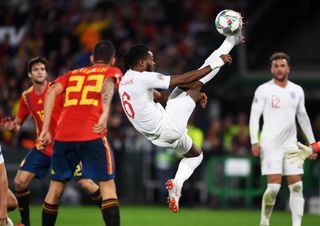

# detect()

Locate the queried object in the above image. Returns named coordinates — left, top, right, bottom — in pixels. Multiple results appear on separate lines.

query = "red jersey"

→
left=16, top=83, right=63, bottom=156
left=54, top=64, right=122, bottom=141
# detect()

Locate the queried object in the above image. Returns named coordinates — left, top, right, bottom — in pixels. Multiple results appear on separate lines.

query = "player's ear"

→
left=90, top=55, right=94, bottom=64
left=28, top=72, right=32, bottom=79
left=139, top=59, right=145, bottom=67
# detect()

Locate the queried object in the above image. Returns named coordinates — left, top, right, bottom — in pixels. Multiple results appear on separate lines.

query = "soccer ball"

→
left=215, top=9, right=242, bottom=36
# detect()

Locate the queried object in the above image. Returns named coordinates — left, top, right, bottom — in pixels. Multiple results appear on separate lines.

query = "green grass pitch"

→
left=9, top=205, right=320, bottom=226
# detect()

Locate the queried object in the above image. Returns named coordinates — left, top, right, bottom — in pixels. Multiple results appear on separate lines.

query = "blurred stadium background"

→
left=0, top=0, right=320, bottom=225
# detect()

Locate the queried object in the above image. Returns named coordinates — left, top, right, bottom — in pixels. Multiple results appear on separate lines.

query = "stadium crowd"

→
left=1, top=0, right=320, bottom=208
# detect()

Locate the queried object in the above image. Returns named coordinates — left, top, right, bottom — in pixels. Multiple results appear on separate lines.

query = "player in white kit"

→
left=249, top=52, right=317, bottom=226
left=119, top=33, right=243, bottom=212
left=0, top=145, right=18, bottom=226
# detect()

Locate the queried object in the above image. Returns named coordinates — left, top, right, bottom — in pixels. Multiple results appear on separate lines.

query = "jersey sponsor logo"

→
left=120, top=78, right=133, bottom=86
left=157, top=74, right=165, bottom=80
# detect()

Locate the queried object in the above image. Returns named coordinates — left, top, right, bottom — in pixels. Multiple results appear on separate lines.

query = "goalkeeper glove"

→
left=286, top=142, right=314, bottom=168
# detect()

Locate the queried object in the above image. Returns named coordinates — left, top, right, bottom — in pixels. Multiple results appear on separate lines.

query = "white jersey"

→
left=119, top=69, right=171, bottom=140
left=0, top=145, right=4, bottom=164
left=249, top=79, right=315, bottom=148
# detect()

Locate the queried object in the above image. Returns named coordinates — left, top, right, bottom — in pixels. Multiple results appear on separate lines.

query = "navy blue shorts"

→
left=19, top=148, right=51, bottom=179
left=51, top=138, right=115, bottom=181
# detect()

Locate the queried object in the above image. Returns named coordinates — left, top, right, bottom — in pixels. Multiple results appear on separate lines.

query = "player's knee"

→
left=47, top=184, right=65, bottom=201
left=184, top=144, right=202, bottom=157
left=77, top=179, right=96, bottom=191
left=263, top=184, right=281, bottom=205
left=14, top=177, right=29, bottom=190
left=7, top=190, right=18, bottom=211
left=289, top=181, right=302, bottom=192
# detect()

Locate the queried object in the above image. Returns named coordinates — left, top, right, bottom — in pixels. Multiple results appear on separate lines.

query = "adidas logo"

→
left=38, top=99, right=43, bottom=104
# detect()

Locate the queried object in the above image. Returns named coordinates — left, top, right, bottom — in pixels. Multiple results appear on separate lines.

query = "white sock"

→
left=260, top=183, right=281, bottom=226
left=289, top=181, right=304, bottom=226
left=199, top=36, right=236, bottom=85
left=174, top=153, right=203, bottom=189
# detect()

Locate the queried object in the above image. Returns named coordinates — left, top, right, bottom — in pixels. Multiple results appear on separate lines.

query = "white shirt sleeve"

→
left=249, top=87, right=265, bottom=144
left=141, top=72, right=170, bottom=89
left=296, top=88, right=315, bottom=143
left=0, top=145, right=4, bottom=164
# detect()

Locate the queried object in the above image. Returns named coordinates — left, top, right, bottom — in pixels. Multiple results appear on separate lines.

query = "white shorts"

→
left=151, top=89, right=195, bottom=155
left=260, top=147, right=303, bottom=176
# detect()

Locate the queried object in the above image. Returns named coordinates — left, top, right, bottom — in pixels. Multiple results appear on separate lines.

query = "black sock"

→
left=90, top=189, right=102, bottom=207
left=15, top=189, right=30, bottom=226
left=101, top=199, right=120, bottom=226
left=42, top=202, right=59, bottom=226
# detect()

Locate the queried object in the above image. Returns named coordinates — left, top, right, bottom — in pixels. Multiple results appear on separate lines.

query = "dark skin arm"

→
left=153, top=90, right=207, bottom=109
left=169, top=54, right=232, bottom=88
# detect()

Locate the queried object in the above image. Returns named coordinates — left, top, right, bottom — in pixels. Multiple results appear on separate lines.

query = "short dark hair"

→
left=27, top=56, right=48, bottom=73
left=270, top=52, right=290, bottom=66
left=93, top=40, right=115, bottom=63
left=123, top=44, right=149, bottom=71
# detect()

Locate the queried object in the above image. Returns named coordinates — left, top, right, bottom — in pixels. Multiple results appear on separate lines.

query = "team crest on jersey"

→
left=157, top=74, right=164, bottom=80
left=289, top=92, right=296, bottom=99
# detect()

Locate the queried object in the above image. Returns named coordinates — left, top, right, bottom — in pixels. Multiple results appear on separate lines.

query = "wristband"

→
left=310, top=142, right=320, bottom=154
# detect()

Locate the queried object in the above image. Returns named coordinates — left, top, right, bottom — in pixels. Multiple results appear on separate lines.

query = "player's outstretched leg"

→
left=166, top=144, right=203, bottom=213
left=199, top=31, right=244, bottom=85
left=165, top=179, right=181, bottom=213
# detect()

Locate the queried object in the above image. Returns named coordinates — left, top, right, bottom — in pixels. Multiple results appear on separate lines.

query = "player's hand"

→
left=0, top=117, right=17, bottom=132
left=251, top=143, right=260, bottom=157
left=198, top=92, right=207, bottom=109
left=93, top=113, right=108, bottom=134
left=39, top=130, right=52, bottom=150
left=287, top=142, right=314, bottom=168
left=310, top=153, right=318, bottom=160
left=219, top=54, right=232, bottom=65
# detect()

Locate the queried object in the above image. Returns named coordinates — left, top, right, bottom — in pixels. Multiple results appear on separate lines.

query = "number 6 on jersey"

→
left=121, top=92, right=135, bottom=119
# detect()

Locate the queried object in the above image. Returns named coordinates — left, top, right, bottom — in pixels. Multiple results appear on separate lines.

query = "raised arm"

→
left=93, top=77, right=115, bottom=134
left=169, top=54, right=232, bottom=88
